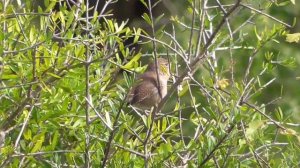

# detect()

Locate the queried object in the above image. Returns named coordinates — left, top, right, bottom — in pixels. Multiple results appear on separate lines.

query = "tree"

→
left=0, top=0, right=299, bottom=167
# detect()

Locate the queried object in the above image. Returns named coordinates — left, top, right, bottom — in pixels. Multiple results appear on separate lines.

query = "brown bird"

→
left=127, top=58, right=170, bottom=110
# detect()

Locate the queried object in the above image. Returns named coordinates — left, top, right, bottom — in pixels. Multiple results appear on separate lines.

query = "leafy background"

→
left=0, top=0, right=299, bottom=167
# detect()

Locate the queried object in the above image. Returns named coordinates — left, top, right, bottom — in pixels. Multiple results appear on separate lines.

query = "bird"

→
left=127, top=58, right=170, bottom=110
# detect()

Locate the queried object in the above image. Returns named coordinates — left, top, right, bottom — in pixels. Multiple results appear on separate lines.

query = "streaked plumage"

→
left=127, top=58, right=170, bottom=109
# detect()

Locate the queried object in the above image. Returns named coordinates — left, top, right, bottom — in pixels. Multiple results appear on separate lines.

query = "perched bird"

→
left=127, top=58, right=170, bottom=110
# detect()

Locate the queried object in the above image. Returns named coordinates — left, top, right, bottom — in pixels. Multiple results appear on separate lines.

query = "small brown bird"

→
left=127, top=58, right=170, bottom=110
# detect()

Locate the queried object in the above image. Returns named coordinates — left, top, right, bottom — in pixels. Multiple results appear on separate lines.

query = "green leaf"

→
left=105, top=18, right=115, bottom=32
left=51, top=131, right=59, bottom=150
left=0, top=32, right=4, bottom=41
left=122, top=53, right=141, bottom=70
left=72, top=119, right=84, bottom=128
left=178, top=81, right=189, bottom=97
left=254, top=26, right=262, bottom=41
left=45, top=0, right=56, bottom=12
left=105, top=111, right=112, bottom=129
left=159, top=143, right=172, bottom=155
left=31, top=140, right=44, bottom=153
left=275, top=107, right=283, bottom=120
left=1, top=74, right=19, bottom=79
left=23, top=129, right=32, bottom=140
left=40, top=80, right=52, bottom=94
left=47, top=72, right=61, bottom=79
left=29, top=27, right=35, bottom=42
left=139, top=0, right=148, bottom=9
left=115, top=21, right=126, bottom=33
left=134, top=28, right=141, bottom=44
left=108, top=99, right=117, bottom=114
left=245, top=120, right=266, bottom=141
left=38, top=6, right=43, bottom=13
left=0, top=145, right=14, bottom=155
left=155, top=13, right=164, bottom=25
left=66, top=10, right=75, bottom=29
left=31, top=133, right=45, bottom=153
left=162, top=117, right=167, bottom=131
left=44, top=0, right=49, bottom=6
left=75, top=45, right=86, bottom=58
left=59, top=11, right=65, bottom=27
left=142, top=13, right=152, bottom=25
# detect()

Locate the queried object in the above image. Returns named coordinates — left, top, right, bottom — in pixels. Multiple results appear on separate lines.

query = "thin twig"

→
left=13, top=105, right=35, bottom=149
left=240, top=3, right=292, bottom=28
left=85, top=97, right=113, bottom=130
left=198, top=124, right=236, bottom=167
left=243, top=102, right=286, bottom=130
left=11, top=150, right=83, bottom=157
left=84, top=1, right=91, bottom=167
left=3, top=42, right=45, bottom=55
left=231, top=142, right=288, bottom=161
left=114, top=143, right=145, bottom=158
left=101, top=100, right=126, bottom=168
left=0, top=81, right=40, bottom=91
left=240, top=121, right=266, bottom=168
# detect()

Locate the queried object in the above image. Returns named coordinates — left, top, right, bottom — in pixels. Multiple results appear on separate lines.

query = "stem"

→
left=84, top=0, right=91, bottom=167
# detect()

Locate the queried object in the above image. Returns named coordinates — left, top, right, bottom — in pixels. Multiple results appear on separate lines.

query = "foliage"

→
left=0, top=0, right=299, bottom=167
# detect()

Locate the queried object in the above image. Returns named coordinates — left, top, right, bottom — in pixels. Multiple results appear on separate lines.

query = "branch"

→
left=101, top=101, right=126, bottom=168
left=243, top=102, right=286, bottom=130
left=199, top=124, right=236, bottom=167
left=154, top=0, right=242, bottom=116
left=240, top=3, right=292, bottom=28
left=231, top=142, right=288, bottom=161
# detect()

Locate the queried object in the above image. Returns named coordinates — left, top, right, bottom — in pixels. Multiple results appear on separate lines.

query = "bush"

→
left=0, top=0, right=299, bottom=167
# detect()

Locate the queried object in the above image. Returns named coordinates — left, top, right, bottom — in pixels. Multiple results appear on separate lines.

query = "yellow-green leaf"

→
left=280, top=128, right=297, bottom=135
left=40, top=80, right=52, bottom=94
left=216, top=79, right=229, bottom=89
left=178, top=81, right=189, bottom=97
left=246, top=120, right=266, bottom=141
left=23, top=130, right=32, bottom=140
left=290, top=0, right=295, bottom=5
left=134, top=28, right=141, bottom=43
left=47, top=72, right=61, bottom=79
left=122, top=53, right=141, bottom=70
left=286, top=33, right=300, bottom=43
